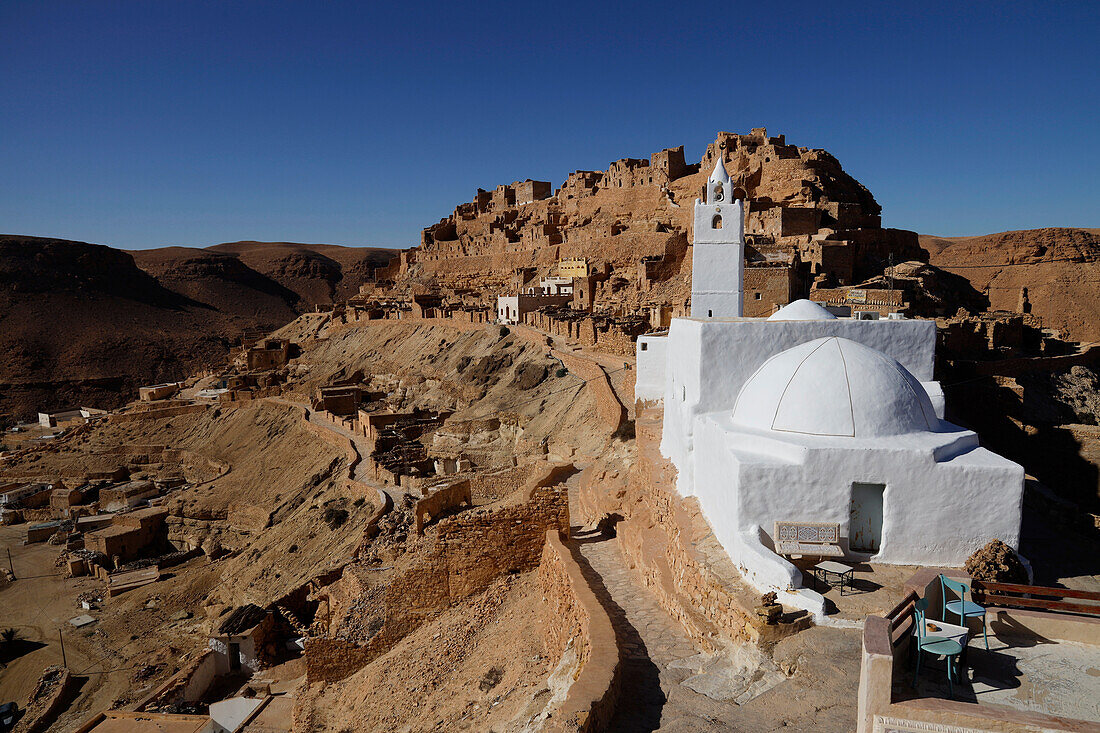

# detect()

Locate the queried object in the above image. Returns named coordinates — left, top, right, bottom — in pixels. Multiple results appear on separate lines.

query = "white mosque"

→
left=635, top=158, right=1025, bottom=616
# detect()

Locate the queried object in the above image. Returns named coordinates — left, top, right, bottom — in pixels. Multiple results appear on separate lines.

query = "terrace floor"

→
left=898, top=634, right=1100, bottom=724
left=788, top=558, right=921, bottom=622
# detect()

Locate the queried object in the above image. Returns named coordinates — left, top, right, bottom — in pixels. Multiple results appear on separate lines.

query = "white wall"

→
left=208, top=633, right=260, bottom=675
left=634, top=335, right=668, bottom=402
left=736, top=526, right=827, bottom=620
left=694, top=412, right=1025, bottom=570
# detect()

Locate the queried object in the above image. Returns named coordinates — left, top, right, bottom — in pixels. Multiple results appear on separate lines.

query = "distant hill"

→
left=0, top=236, right=398, bottom=421
left=920, top=228, right=1100, bottom=343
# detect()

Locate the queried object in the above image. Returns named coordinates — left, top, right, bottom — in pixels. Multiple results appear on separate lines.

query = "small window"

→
left=708, top=309, right=713, bottom=317
left=712, top=215, right=723, bottom=230
left=640, top=342, right=648, bottom=351
left=682, top=386, right=686, bottom=401
left=755, top=293, right=762, bottom=300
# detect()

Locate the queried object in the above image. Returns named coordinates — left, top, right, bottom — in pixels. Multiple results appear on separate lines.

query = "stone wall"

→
left=537, top=531, right=621, bottom=733
left=303, top=637, right=375, bottom=686
left=432, top=462, right=572, bottom=599
left=521, top=311, right=645, bottom=358
left=466, top=462, right=543, bottom=502
left=14, top=666, right=74, bottom=733
left=743, top=264, right=795, bottom=317
left=132, top=649, right=217, bottom=712
left=308, top=462, right=573, bottom=684
left=553, top=348, right=626, bottom=441
left=413, top=480, right=472, bottom=534
left=108, top=403, right=209, bottom=423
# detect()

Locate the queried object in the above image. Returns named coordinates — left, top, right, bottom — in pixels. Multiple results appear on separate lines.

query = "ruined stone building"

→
left=246, top=338, right=291, bottom=371
left=372, top=129, right=925, bottom=348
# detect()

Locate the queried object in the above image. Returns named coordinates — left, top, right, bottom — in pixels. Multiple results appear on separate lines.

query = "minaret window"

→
left=712, top=215, right=723, bottom=230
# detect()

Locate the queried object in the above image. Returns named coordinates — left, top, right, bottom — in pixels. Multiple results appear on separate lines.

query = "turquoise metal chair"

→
left=940, top=574, right=988, bottom=649
left=913, top=597, right=964, bottom=696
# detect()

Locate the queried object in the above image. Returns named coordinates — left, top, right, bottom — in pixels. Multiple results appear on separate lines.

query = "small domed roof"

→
left=709, top=157, right=731, bottom=185
left=767, top=299, right=837, bottom=321
left=732, top=337, right=938, bottom=438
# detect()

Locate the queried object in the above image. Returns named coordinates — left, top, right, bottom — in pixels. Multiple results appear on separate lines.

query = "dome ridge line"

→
left=836, top=338, right=857, bottom=437
left=770, top=337, right=838, bottom=434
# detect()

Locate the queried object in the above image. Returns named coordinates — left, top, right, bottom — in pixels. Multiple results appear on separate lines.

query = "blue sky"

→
left=1, top=1, right=1097, bottom=249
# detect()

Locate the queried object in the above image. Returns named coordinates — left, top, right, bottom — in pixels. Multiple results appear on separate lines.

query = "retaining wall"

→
left=537, top=531, right=621, bottom=733
left=590, top=409, right=808, bottom=650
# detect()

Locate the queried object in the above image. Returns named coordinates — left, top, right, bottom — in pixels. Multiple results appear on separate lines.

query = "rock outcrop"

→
left=390, top=128, right=926, bottom=320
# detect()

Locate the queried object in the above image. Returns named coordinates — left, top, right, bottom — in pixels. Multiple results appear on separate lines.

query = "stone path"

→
left=566, top=458, right=785, bottom=732
left=567, top=469, right=860, bottom=732
left=573, top=530, right=749, bottom=731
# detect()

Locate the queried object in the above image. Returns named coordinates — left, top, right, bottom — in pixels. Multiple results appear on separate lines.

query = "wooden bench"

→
left=773, top=521, right=844, bottom=558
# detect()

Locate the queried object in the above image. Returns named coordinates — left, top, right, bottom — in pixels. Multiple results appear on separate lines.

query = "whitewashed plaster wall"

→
left=497, top=296, right=519, bottom=324
left=693, top=412, right=1024, bottom=571
left=634, top=334, right=668, bottom=402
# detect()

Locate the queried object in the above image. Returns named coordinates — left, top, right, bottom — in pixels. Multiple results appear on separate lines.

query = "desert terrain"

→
left=0, top=236, right=396, bottom=422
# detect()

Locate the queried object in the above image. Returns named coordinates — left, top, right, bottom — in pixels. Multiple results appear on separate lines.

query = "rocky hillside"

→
left=921, top=228, right=1100, bottom=343
left=398, top=128, right=926, bottom=317
left=0, top=236, right=397, bottom=421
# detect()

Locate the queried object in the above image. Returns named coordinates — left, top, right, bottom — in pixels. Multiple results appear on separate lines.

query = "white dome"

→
left=767, top=299, right=837, bottom=321
left=732, top=337, right=938, bottom=438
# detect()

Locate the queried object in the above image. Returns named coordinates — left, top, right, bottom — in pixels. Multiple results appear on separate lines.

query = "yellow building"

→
left=557, top=257, right=588, bottom=278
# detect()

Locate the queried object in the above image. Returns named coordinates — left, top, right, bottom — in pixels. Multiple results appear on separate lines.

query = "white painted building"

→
left=635, top=180, right=1026, bottom=617
left=536, top=276, right=574, bottom=296
left=496, top=293, right=572, bottom=325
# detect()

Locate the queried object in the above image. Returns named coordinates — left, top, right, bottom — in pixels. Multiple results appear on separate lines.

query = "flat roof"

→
left=245, top=696, right=293, bottom=730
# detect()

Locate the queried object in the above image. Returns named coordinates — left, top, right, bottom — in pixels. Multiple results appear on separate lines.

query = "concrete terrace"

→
left=900, top=634, right=1100, bottom=724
